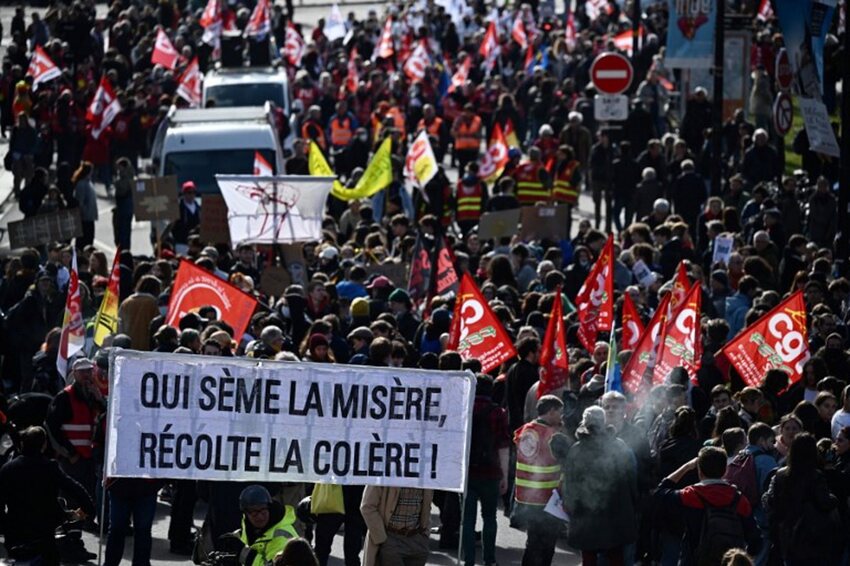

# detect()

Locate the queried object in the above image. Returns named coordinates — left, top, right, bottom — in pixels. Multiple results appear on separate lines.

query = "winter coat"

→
left=360, top=487, right=433, bottom=566
left=562, top=431, right=639, bottom=551
left=74, top=178, right=98, bottom=222
left=632, top=178, right=661, bottom=221
left=117, top=292, right=159, bottom=351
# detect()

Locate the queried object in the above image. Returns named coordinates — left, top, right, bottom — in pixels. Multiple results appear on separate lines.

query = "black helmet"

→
left=239, top=485, right=272, bottom=512
left=296, top=496, right=316, bottom=526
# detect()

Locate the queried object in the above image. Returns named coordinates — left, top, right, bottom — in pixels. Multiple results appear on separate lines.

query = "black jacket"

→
left=0, top=454, right=94, bottom=547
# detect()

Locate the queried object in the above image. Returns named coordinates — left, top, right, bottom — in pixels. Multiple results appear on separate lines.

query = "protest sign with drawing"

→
left=106, top=351, right=475, bottom=492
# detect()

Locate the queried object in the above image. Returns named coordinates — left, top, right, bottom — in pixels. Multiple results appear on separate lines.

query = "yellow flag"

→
left=93, top=248, right=121, bottom=346
left=308, top=139, right=394, bottom=201
left=307, top=141, right=346, bottom=193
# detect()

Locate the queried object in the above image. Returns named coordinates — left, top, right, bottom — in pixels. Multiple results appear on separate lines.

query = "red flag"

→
left=622, top=293, right=671, bottom=393
left=283, top=21, right=305, bottom=67
left=166, top=260, right=258, bottom=341
left=244, top=0, right=271, bottom=38
left=612, top=25, right=645, bottom=56
left=345, top=47, right=360, bottom=93
left=253, top=151, right=273, bottom=176
left=575, top=235, right=614, bottom=351
left=757, top=0, right=774, bottom=21
left=447, top=273, right=517, bottom=373
left=477, top=122, right=509, bottom=182
left=57, top=249, right=84, bottom=378
left=176, top=57, right=201, bottom=106
left=87, top=76, right=122, bottom=140
left=565, top=9, right=577, bottom=53
left=27, top=45, right=61, bottom=91
left=538, top=288, right=569, bottom=397
left=479, top=22, right=499, bottom=71
left=407, top=235, right=458, bottom=306
left=621, top=292, right=644, bottom=350
left=720, top=290, right=810, bottom=388
left=403, top=41, right=430, bottom=82
left=511, top=16, right=528, bottom=49
left=152, top=28, right=180, bottom=69
left=671, top=262, right=691, bottom=311
left=653, top=283, right=702, bottom=383
left=199, top=0, right=222, bottom=45
left=375, top=16, right=394, bottom=60
left=448, top=56, right=471, bottom=93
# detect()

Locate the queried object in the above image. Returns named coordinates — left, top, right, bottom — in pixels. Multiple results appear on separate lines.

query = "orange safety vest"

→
left=301, top=120, right=327, bottom=151
left=552, top=160, right=580, bottom=204
left=329, top=116, right=354, bottom=147
left=513, top=162, right=549, bottom=204
left=387, top=106, right=406, bottom=138
left=456, top=179, right=483, bottom=222
left=418, top=116, right=443, bottom=139
left=454, top=116, right=482, bottom=151
left=514, top=420, right=561, bottom=507
left=61, top=384, right=96, bottom=459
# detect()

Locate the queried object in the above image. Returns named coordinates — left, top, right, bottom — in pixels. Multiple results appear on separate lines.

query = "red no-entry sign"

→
left=591, top=52, right=634, bottom=95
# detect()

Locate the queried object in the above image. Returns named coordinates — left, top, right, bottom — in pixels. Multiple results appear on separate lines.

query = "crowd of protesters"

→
left=0, top=0, right=849, bottom=565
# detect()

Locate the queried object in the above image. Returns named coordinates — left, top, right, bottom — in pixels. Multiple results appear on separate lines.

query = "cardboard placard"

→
left=519, top=205, right=570, bottom=241
left=712, top=235, right=734, bottom=266
left=632, top=259, right=657, bottom=288
left=479, top=208, right=521, bottom=241
left=369, top=262, right=409, bottom=288
left=259, top=265, right=291, bottom=298
left=199, top=195, right=231, bottom=244
left=133, top=176, right=180, bottom=222
left=8, top=209, right=83, bottom=249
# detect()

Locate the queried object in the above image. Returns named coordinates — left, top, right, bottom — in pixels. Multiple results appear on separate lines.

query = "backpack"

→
left=723, top=451, right=759, bottom=508
left=469, top=404, right=496, bottom=469
left=695, top=491, right=747, bottom=566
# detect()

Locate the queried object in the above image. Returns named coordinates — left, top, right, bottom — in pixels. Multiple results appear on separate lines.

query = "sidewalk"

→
left=0, top=135, right=15, bottom=219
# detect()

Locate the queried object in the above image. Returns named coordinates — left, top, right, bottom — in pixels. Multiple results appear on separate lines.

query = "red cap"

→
left=181, top=181, right=197, bottom=194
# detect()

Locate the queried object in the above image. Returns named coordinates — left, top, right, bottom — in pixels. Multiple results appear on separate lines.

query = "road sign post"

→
left=590, top=52, right=634, bottom=95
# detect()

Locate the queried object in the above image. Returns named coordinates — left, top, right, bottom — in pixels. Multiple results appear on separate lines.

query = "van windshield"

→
left=164, top=149, right=276, bottom=194
left=206, top=83, right=285, bottom=109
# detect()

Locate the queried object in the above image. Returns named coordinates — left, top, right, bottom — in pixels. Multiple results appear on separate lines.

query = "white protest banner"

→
left=798, top=98, right=840, bottom=158
left=216, top=175, right=335, bottom=245
left=106, top=351, right=475, bottom=492
left=712, top=234, right=734, bottom=266
left=632, top=259, right=657, bottom=288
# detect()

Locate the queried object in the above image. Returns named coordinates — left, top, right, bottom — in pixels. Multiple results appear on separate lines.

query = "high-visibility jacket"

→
left=418, top=116, right=443, bottom=139
left=453, top=116, right=482, bottom=151
left=301, top=119, right=327, bottom=151
left=329, top=116, right=354, bottom=148
left=552, top=160, right=580, bottom=204
left=239, top=505, right=298, bottom=566
left=514, top=420, right=561, bottom=507
left=456, top=179, right=483, bottom=222
left=61, top=384, right=96, bottom=459
left=513, top=162, right=549, bottom=204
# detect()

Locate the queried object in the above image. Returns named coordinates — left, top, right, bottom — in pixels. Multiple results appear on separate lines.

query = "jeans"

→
left=104, top=491, right=157, bottom=566
left=462, top=478, right=499, bottom=566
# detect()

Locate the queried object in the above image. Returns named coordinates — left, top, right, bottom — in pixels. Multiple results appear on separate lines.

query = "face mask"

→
left=579, top=259, right=589, bottom=267
left=159, top=306, right=168, bottom=316
left=358, top=134, right=368, bottom=142
left=280, top=305, right=291, bottom=319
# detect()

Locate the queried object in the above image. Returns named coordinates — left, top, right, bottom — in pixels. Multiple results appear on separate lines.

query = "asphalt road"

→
left=0, top=3, right=588, bottom=564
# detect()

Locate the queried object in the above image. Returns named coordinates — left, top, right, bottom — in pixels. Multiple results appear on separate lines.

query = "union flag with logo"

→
left=653, top=283, right=702, bottom=383
left=447, top=273, right=517, bottom=373
left=575, top=235, right=614, bottom=351
left=538, top=288, right=568, bottom=397
left=720, top=290, right=810, bottom=387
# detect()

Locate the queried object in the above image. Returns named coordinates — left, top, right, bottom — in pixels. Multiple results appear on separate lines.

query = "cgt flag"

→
left=87, top=76, right=122, bottom=140
left=166, top=260, right=259, bottom=341
left=720, top=290, right=810, bottom=388
left=621, top=292, right=644, bottom=350
left=621, top=293, right=671, bottom=394
left=407, top=234, right=458, bottom=306
left=538, top=287, right=568, bottom=397
left=575, top=235, right=614, bottom=352
left=477, top=123, right=509, bottom=183
left=671, top=262, right=691, bottom=311
left=57, top=249, right=84, bottom=378
left=652, top=282, right=702, bottom=383
left=152, top=28, right=180, bottom=69
left=447, top=273, right=516, bottom=373
left=93, top=247, right=122, bottom=346
left=176, top=57, right=202, bottom=107
left=244, top=0, right=271, bottom=38
left=253, top=151, right=273, bottom=176
left=27, top=45, right=61, bottom=91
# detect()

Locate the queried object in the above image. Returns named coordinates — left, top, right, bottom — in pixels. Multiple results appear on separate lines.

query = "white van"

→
left=151, top=104, right=284, bottom=195
left=202, top=66, right=291, bottom=115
